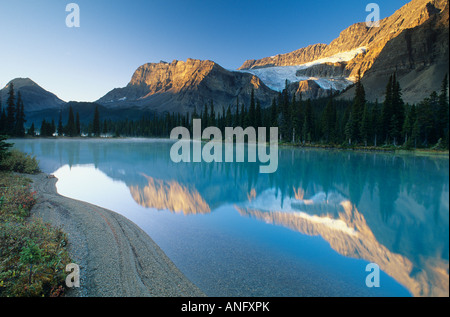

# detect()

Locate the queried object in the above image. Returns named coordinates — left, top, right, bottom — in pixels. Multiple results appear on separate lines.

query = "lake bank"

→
left=28, top=172, right=205, bottom=297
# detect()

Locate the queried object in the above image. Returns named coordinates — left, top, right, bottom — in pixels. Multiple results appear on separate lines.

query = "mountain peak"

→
left=98, top=58, right=277, bottom=113
left=4, top=77, right=38, bottom=90
left=1, top=77, right=65, bottom=112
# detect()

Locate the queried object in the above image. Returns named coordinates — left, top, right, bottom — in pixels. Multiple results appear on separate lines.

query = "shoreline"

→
left=27, top=173, right=205, bottom=297
left=17, top=136, right=450, bottom=157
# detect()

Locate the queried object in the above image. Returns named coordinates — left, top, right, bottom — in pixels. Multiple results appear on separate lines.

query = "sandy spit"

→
left=28, top=173, right=205, bottom=297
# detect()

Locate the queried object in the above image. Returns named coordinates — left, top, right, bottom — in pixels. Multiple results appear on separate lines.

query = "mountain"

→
left=97, top=58, right=278, bottom=113
left=0, top=78, right=66, bottom=112
left=238, top=0, right=449, bottom=103
left=340, top=0, right=449, bottom=103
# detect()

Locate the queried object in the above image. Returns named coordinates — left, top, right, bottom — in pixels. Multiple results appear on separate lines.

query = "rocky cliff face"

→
left=0, top=78, right=66, bottom=112
left=98, top=59, right=278, bottom=113
left=340, top=0, right=449, bottom=103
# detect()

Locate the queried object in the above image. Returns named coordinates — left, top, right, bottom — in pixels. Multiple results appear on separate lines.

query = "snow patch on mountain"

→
left=237, top=47, right=367, bottom=92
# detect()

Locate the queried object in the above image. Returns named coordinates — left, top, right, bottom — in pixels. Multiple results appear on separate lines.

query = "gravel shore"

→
left=28, top=173, right=205, bottom=297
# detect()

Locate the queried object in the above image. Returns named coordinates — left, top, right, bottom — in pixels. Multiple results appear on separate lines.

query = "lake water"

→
left=11, top=139, right=449, bottom=297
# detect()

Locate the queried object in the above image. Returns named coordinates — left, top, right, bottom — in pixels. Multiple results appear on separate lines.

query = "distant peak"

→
left=5, top=77, right=38, bottom=90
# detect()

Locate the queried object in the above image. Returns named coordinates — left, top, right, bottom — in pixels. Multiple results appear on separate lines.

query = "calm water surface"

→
left=12, top=139, right=449, bottom=297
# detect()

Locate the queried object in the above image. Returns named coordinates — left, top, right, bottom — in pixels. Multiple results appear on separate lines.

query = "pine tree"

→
left=351, top=69, right=366, bottom=142
left=255, top=99, right=262, bottom=129
left=224, top=105, right=231, bottom=127
left=103, top=119, right=108, bottom=135
left=345, top=111, right=354, bottom=145
left=389, top=114, right=400, bottom=146
left=402, top=104, right=416, bottom=146
left=371, top=100, right=381, bottom=147
left=0, top=95, right=4, bottom=135
left=202, top=104, right=208, bottom=126
left=270, top=98, right=278, bottom=127
left=57, top=111, right=64, bottom=136
left=248, top=89, right=256, bottom=128
left=382, top=75, right=394, bottom=143
left=6, top=83, right=16, bottom=135
left=50, top=119, right=56, bottom=136
left=76, top=112, right=81, bottom=136
left=0, top=135, right=12, bottom=162
left=391, top=73, right=405, bottom=143
left=360, top=103, right=371, bottom=146
left=14, top=92, right=26, bottom=137
left=27, top=123, right=35, bottom=136
left=241, top=103, right=246, bottom=128
left=66, top=106, right=76, bottom=137
left=437, top=74, right=449, bottom=145
left=209, top=101, right=216, bottom=127
left=234, top=101, right=240, bottom=127
left=302, top=99, right=313, bottom=144
left=321, top=96, right=337, bottom=143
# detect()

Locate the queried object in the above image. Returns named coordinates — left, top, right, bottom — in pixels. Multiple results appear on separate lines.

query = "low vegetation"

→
left=0, top=136, right=71, bottom=297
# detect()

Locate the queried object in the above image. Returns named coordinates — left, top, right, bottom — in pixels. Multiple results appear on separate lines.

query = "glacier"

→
left=237, top=47, right=367, bottom=92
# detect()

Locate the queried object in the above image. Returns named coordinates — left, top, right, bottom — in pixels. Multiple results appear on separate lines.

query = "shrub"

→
left=0, top=149, right=40, bottom=174
left=0, top=172, right=71, bottom=297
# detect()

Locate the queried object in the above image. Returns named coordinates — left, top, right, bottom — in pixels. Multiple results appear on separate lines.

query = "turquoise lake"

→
left=11, top=139, right=449, bottom=297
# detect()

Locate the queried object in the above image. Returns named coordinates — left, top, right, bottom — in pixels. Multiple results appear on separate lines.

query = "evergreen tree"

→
left=241, top=103, right=247, bottom=128
left=371, top=100, right=381, bottom=147
left=391, top=73, right=405, bottom=143
left=57, top=111, right=64, bottom=136
left=0, top=96, right=4, bottom=135
left=209, top=101, right=216, bottom=127
left=437, top=74, right=449, bottom=146
left=50, top=119, right=56, bottom=136
left=6, top=83, right=16, bottom=135
left=360, top=103, right=371, bottom=146
left=14, top=92, right=26, bottom=137
left=0, top=102, right=4, bottom=135
left=93, top=106, right=101, bottom=137
left=345, top=111, right=354, bottom=145
left=0, top=135, right=12, bottom=163
left=103, top=119, right=108, bottom=135
left=76, top=112, right=81, bottom=136
left=234, top=101, right=240, bottom=127
left=225, top=105, right=232, bottom=127
left=202, top=104, right=208, bottom=126
left=382, top=75, right=394, bottom=143
left=27, top=123, right=35, bottom=136
left=321, top=96, right=337, bottom=143
left=389, top=114, right=400, bottom=146
left=65, top=106, right=76, bottom=137
left=255, top=100, right=262, bottom=129
left=402, top=104, right=416, bottom=146
left=248, top=89, right=256, bottom=128
left=270, top=98, right=278, bottom=127
left=351, top=69, right=366, bottom=142
left=302, top=99, right=313, bottom=143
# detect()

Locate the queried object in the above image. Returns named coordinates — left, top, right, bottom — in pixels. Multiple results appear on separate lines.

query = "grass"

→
left=0, top=151, right=72, bottom=297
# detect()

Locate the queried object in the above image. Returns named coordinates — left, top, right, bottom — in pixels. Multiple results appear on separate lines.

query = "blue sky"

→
left=0, top=0, right=409, bottom=102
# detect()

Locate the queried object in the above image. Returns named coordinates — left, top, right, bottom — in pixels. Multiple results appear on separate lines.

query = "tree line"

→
left=1, top=74, right=448, bottom=150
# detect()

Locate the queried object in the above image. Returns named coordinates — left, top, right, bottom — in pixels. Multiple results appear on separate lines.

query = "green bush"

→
left=0, top=149, right=40, bottom=174
left=0, top=172, right=71, bottom=297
